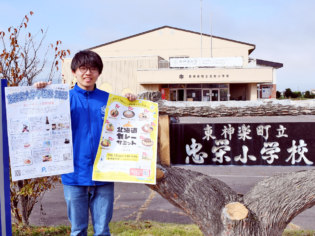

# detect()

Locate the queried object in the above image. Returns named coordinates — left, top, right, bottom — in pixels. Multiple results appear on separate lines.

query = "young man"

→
left=35, top=50, right=136, bottom=236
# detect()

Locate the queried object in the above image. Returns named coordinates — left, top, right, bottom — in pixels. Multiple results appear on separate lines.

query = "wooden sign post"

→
left=158, top=115, right=170, bottom=166
left=156, top=115, right=170, bottom=181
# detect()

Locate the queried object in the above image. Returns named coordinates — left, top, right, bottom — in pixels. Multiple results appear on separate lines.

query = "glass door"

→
left=170, top=89, right=184, bottom=101
left=220, top=88, right=228, bottom=101
left=211, top=89, right=219, bottom=101
left=170, top=90, right=177, bottom=101
left=178, top=89, right=184, bottom=101
left=202, top=89, right=211, bottom=101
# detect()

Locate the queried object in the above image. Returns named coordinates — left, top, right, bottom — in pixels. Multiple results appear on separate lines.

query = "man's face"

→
left=73, top=65, right=100, bottom=91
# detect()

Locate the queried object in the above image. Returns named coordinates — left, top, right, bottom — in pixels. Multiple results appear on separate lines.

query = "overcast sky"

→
left=1, top=0, right=314, bottom=91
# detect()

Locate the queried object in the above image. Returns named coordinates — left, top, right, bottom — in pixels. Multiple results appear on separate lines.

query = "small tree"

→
left=291, top=91, right=301, bottom=99
left=276, top=91, right=281, bottom=99
left=304, top=91, right=314, bottom=99
left=0, top=11, right=70, bottom=225
left=283, top=88, right=293, bottom=98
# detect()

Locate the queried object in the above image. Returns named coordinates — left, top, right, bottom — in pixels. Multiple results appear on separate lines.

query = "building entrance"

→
left=211, top=89, right=219, bottom=101
left=166, top=84, right=228, bottom=102
left=202, top=89, right=219, bottom=101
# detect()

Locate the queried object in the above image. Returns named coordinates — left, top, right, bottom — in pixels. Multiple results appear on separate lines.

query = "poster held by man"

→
left=5, top=84, right=74, bottom=181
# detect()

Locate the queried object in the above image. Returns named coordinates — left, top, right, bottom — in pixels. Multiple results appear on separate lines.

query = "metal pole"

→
left=0, top=79, right=12, bottom=236
left=210, top=14, right=213, bottom=57
left=200, top=0, right=203, bottom=57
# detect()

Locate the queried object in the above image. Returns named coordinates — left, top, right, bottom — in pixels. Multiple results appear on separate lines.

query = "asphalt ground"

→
left=28, top=165, right=315, bottom=230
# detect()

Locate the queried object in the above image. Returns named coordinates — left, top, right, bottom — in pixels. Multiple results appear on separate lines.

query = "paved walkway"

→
left=28, top=166, right=315, bottom=230
left=28, top=182, right=192, bottom=226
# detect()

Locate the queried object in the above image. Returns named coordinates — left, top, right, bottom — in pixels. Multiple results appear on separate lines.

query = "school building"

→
left=62, top=26, right=283, bottom=101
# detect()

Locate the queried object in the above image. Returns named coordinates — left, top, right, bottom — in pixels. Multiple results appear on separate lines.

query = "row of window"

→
left=169, top=88, right=229, bottom=102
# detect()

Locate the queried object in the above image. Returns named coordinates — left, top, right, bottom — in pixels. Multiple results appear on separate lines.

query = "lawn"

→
left=12, top=221, right=315, bottom=236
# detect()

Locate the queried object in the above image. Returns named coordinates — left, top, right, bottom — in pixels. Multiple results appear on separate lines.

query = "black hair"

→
left=71, top=50, right=103, bottom=74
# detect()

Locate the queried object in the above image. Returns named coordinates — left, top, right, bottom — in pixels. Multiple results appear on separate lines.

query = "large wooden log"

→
left=158, top=100, right=315, bottom=117
left=150, top=165, right=315, bottom=236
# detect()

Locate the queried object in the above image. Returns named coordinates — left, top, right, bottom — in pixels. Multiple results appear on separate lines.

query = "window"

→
left=186, top=89, right=201, bottom=101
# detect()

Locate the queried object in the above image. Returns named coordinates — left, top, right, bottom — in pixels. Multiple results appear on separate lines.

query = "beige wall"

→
left=63, top=56, right=160, bottom=95
left=91, top=27, right=254, bottom=65
left=137, top=67, right=274, bottom=85
left=63, top=55, right=273, bottom=98
left=247, top=83, right=258, bottom=101
left=61, top=26, right=277, bottom=101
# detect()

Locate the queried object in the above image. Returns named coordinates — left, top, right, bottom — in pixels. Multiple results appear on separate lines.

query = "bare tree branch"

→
left=1, top=11, right=70, bottom=226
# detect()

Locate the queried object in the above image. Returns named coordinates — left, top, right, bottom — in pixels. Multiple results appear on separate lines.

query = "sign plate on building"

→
left=169, top=57, right=243, bottom=68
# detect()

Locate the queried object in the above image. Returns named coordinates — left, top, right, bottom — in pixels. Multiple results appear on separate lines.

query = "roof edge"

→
left=87, top=25, right=256, bottom=51
left=256, top=59, right=283, bottom=69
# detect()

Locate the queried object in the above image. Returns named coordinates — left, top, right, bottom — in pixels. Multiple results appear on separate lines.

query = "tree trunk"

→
left=149, top=165, right=315, bottom=236
left=18, top=180, right=30, bottom=225
left=17, top=180, right=37, bottom=226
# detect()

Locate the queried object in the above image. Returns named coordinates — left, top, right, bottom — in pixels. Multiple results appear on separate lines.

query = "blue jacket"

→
left=61, top=84, right=110, bottom=186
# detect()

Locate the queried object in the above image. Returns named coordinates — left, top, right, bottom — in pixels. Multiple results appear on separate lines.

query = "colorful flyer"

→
left=92, top=94, right=158, bottom=184
left=5, top=84, right=74, bottom=181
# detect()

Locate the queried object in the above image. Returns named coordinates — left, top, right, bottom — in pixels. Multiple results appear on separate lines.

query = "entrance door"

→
left=211, top=89, right=219, bottom=101
left=170, top=89, right=184, bottom=101
left=202, top=89, right=211, bottom=101
left=178, top=89, right=184, bottom=101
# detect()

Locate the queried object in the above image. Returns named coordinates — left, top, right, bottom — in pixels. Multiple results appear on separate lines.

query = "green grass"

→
left=12, top=221, right=202, bottom=236
left=109, top=221, right=203, bottom=236
left=12, top=224, right=70, bottom=236
left=283, top=230, right=315, bottom=236
left=12, top=221, right=315, bottom=236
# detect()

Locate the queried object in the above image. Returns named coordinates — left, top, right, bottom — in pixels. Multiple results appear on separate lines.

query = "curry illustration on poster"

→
left=171, top=122, right=315, bottom=166
left=5, top=85, right=74, bottom=181
left=93, top=94, right=158, bottom=184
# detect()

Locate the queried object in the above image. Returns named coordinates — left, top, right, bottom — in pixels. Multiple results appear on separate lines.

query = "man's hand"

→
left=125, top=93, right=137, bottom=101
left=33, top=81, right=52, bottom=89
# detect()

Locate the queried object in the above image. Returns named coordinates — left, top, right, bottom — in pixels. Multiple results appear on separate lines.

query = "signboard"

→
left=169, top=57, right=243, bottom=68
left=5, top=84, right=74, bottom=181
left=0, top=79, right=12, bottom=236
left=171, top=122, right=315, bottom=166
left=93, top=94, right=158, bottom=184
left=261, top=86, right=272, bottom=99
